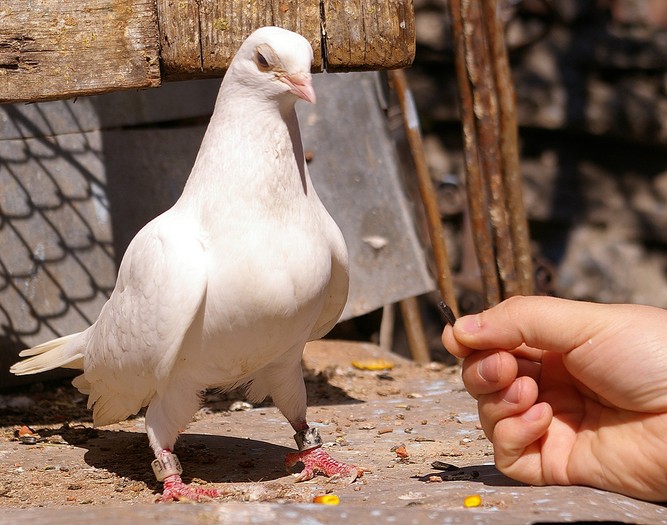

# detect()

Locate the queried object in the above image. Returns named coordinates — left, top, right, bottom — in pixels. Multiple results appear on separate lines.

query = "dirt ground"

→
left=0, top=341, right=482, bottom=507
left=1, top=341, right=666, bottom=524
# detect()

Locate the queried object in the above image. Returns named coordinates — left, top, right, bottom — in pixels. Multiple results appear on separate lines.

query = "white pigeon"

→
left=11, top=26, right=362, bottom=502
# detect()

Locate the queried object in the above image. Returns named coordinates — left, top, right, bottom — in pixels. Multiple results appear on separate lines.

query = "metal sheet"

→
left=299, top=72, right=435, bottom=319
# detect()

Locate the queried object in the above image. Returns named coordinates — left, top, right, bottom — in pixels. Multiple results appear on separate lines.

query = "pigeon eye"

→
left=255, top=51, right=270, bottom=70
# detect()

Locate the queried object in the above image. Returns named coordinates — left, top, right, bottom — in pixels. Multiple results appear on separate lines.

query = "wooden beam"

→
left=323, top=0, right=415, bottom=71
left=0, top=0, right=161, bottom=104
left=158, top=0, right=415, bottom=79
left=158, top=0, right=323, bottom=79
left=0, top=0, right=415, bottom=102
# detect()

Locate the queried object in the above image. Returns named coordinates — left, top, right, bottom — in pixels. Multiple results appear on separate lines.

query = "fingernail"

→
left=521, top=402, right=547, bottom=422
left=502, top=379, right=521, bottom=404
left=457, top=314, right=481, bottom=334
left=477, top=353, right=500, bottom=383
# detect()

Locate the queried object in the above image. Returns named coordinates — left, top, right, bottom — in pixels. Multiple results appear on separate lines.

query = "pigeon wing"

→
left=308, top=214, right=349, bottom=342
left=82, top=213, right=207, bottom=426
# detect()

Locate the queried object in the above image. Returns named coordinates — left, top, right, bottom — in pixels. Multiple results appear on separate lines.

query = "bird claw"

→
left=159, top=474, right=222, bottom=502
left=284, top=446, right=363, bottom=483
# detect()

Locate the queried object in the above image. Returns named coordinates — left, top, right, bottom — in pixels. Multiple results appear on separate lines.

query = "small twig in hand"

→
left=438, top=301, right=457, bottom=326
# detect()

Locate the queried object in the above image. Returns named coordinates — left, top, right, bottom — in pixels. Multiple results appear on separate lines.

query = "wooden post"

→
left=482, top=0, right=533, bottom=295
left=399, top=297, right=430, bottom=363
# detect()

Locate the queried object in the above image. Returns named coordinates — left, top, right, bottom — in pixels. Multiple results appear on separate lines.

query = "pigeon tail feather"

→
left=88, top=389, right=136, bottom=427
left=10, top=333, right=84, bottom=375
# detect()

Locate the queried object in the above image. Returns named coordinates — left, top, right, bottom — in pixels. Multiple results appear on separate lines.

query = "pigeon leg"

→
left=146, top=389, right=222, bottom=502
left=284, top=424, right=364, bottom=482
left=153, top=450, right=221, bottom=502
left=253, top=351, right=363, bottom=483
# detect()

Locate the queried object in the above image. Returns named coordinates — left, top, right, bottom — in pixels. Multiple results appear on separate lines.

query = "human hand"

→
left=442, top=295, right=667, bottom=501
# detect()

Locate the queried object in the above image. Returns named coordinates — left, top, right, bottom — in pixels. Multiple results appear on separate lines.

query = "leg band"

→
left=294, top=427, right=323, bottom=451
left=151, top=452, right=183, bottom=482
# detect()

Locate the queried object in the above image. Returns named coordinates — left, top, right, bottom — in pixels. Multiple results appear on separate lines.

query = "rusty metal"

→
left=388, top=69, right=460, bottom=318
left=447, top=0, right=533, bottom=306
left=447, top=0, right=501, bottom=307
left=482, top=0, right=534, bottom=295
left=461, top=0, right=517, bottom=299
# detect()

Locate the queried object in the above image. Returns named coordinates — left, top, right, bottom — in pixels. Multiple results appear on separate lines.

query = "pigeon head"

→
left=227, top=26, right=316, bottom=105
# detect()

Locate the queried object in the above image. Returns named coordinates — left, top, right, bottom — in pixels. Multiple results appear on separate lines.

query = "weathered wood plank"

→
left=155, top=0, right=202, bottom=80
left=0, top=0, right=414, bottom=102
left=158, top=0, right=322, bottom=79
left=0, top=0, right=161, bottom=104
left=201, top=0, right=322, bottom=75
left=157, top=0, right=414, bottom=78
left=323, top=0, right=416, bottom=71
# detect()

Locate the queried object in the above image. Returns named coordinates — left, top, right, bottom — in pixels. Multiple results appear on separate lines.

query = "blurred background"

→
left=408, top=0, right=667, bottom=307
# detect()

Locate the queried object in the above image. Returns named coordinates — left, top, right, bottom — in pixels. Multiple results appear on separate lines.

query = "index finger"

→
left=451, top=296, right=614, bottom=355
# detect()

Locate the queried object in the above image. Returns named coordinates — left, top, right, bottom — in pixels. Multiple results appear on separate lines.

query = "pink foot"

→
left=285, top=446, right=363, bottom=483
left=159, top=474, right=221, bottom=502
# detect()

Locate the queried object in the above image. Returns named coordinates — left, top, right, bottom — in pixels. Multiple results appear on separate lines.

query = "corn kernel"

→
left=463, top=494, right=482, bottom=508
left=351, top=359, right=394, bottom=371
left=313, top=494, right=340, bottom=505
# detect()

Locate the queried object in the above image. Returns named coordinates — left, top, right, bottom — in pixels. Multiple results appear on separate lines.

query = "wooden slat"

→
left=0, top=0, right=161, bottom=104
left=323, top=0, right=415, bottom=71
left=157, top=0, right=414, bottom=78
left=158, top=0, right=322, bottom=79
left=200, top=0, right=322, bottom=75
left=155, top=0, right=202, bottom=80
left=0, top=0, right=415, bottom=102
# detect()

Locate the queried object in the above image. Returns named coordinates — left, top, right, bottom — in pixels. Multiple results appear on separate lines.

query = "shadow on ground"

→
left=0, top=366, right=363, bottom=429
left=416, top=463, right=525, bottom=489
left=53, top=426, right=297, bottom=492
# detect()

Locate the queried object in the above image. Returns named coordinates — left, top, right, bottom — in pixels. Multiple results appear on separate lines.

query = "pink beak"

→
left=282, top=72, right=316, bottom=104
